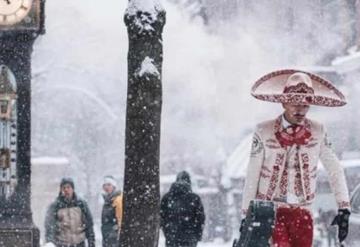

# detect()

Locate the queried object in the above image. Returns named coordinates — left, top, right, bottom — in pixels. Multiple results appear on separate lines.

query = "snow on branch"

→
left=135, top=56, right=160, bottom=79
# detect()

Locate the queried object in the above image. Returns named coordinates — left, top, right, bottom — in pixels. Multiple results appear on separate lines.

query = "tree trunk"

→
left=120, top=1, right=166, bottom=247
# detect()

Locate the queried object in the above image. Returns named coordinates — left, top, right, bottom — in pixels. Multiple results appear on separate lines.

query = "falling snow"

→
left=0, top=0, right=358, bottom=246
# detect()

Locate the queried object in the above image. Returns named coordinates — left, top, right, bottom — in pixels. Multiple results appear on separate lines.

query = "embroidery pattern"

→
left=339, top=201, right=351, bottom=208
left=310, top=166, right=317, bottom=179
left=260, top=171, right=271, bottom=178
left=283, top=82, right=315, bottom=94
left=260, top=166, right=271, bottom=178
left=251, top=133, right=263, bottom=157
left=279, top=161, right=288, bottom=196
left=266, top=153, right=285, bottom=199
left=305, top=143, right=318, bottom=148
left=301, top=153, right=311, bottom=198
left=266, top=139, right=278, bottom=143
left=266, top=144, right=281, bottom=149
left=261, top=165, right=272, bottom=173
left=252, top=93, right=345, bottom=106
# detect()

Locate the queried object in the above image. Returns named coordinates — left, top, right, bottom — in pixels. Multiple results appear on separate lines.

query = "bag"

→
left=232, top=200, right=275, bottom=247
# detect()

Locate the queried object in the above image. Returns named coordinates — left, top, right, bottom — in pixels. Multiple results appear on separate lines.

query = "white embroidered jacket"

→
left=241, top=116, right=350, bottom=212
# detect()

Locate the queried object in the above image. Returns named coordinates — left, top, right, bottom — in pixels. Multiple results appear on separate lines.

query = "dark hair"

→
left=60, top=177, right=75, bottom=189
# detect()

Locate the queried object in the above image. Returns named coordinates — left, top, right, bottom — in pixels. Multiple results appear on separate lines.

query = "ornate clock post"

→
left=0, top=0, right=45, bottom=246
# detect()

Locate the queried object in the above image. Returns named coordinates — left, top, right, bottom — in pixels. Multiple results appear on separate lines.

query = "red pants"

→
left=272, top=207, right=313, bottom=247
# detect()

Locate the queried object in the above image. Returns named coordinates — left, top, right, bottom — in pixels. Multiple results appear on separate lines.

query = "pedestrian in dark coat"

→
left=160, top=171, right=205, bottom=247
left=44, top=177, right=95, bottom=247
left=101, top=175, right=123, bottom=247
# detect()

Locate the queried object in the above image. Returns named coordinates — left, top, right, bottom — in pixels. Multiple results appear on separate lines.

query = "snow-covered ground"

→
left=159, top=242, right=230, bottom=247
left=189, top=242, right=229, bottom=247
left=158, top=234, right=230, bottom=247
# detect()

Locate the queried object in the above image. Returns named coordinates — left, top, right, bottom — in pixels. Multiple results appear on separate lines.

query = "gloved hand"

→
left=331, top=208, right=351, bottom=243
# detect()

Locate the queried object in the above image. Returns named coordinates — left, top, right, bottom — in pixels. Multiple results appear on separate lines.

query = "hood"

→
left=169, top=181, right=192, bottom=195
left=176, top=171, right=191, bottom=185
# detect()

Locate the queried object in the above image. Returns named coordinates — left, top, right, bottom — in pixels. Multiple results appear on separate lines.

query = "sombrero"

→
left=251, top=69, right=346, bottom=107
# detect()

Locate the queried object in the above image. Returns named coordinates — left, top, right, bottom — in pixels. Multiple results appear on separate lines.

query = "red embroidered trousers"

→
left=272, top=207, right=313, bottom=247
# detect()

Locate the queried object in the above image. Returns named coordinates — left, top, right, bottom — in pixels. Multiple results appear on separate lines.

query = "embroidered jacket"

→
left=241, top=116, right=350, bottom=212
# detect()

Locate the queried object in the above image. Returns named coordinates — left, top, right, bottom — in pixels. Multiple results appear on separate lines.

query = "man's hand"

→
left=331, top=208, right=351, bottom=242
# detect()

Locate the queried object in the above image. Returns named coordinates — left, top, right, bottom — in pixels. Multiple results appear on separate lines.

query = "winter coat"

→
left=242, top=116, right=350, bottom=212
left=101, top=191, right=123, bottom=247
left=45, top=193, right=95, bottom=247
left=160, top=181, right=205, bottom=245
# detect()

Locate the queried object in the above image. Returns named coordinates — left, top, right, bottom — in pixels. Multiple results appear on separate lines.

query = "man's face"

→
left=61, top=184, right=74, bottom=200
left=103, top=183, right=115, bottom=194
left=282, top=103, right=310, bottom=124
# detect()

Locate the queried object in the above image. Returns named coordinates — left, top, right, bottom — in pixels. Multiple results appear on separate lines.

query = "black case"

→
left=233, top=200, right=275, bottom=247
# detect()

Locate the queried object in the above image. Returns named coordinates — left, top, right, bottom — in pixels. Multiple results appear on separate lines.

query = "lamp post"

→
left=0, top=0, right=46, bottom=246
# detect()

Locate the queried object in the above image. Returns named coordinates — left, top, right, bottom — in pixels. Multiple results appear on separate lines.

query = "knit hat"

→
left=60, top=177, right=74, bottom=189
left=251, top=69, right=346, bottom=107
left=103, top=175, right=117, bottom=188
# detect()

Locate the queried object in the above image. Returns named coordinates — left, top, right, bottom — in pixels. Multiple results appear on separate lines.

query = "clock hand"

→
left=4, top=0, right=11, bottom=5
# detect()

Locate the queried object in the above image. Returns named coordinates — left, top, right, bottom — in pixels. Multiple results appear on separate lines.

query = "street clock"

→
left=0, top=0, right=45, bottom=246
left=0, top=0, right=32, bottom=25
left=0, top=0, right=43, bottom=32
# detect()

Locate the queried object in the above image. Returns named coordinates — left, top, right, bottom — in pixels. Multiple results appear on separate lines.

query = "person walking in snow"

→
left=160, top=171, right=205, bottom=247
left=44, top=177, right=95, bottom=247
left=242, top=70, right=351, bottom=246
left=101, top=175, right=123, bottom=247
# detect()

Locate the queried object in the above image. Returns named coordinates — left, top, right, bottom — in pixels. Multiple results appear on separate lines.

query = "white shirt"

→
left=274, top=115, right=306, bottom=204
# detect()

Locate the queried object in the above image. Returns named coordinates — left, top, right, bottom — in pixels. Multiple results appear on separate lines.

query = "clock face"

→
left=0, top=0, right=33, bottom=26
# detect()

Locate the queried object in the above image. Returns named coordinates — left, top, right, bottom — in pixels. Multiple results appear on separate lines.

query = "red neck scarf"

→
left=275, top=123, right=312, bottom=148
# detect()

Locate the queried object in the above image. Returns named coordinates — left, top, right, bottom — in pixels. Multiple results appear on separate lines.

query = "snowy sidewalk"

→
left=197, top=242, right=230, bottom=247
left=158, top=234, right=231, bottom=247
left=159, top=242, right=230, bottom=247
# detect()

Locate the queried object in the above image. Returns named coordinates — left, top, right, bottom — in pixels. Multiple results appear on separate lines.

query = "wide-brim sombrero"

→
left=251, top=69, right=346, bottom=107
